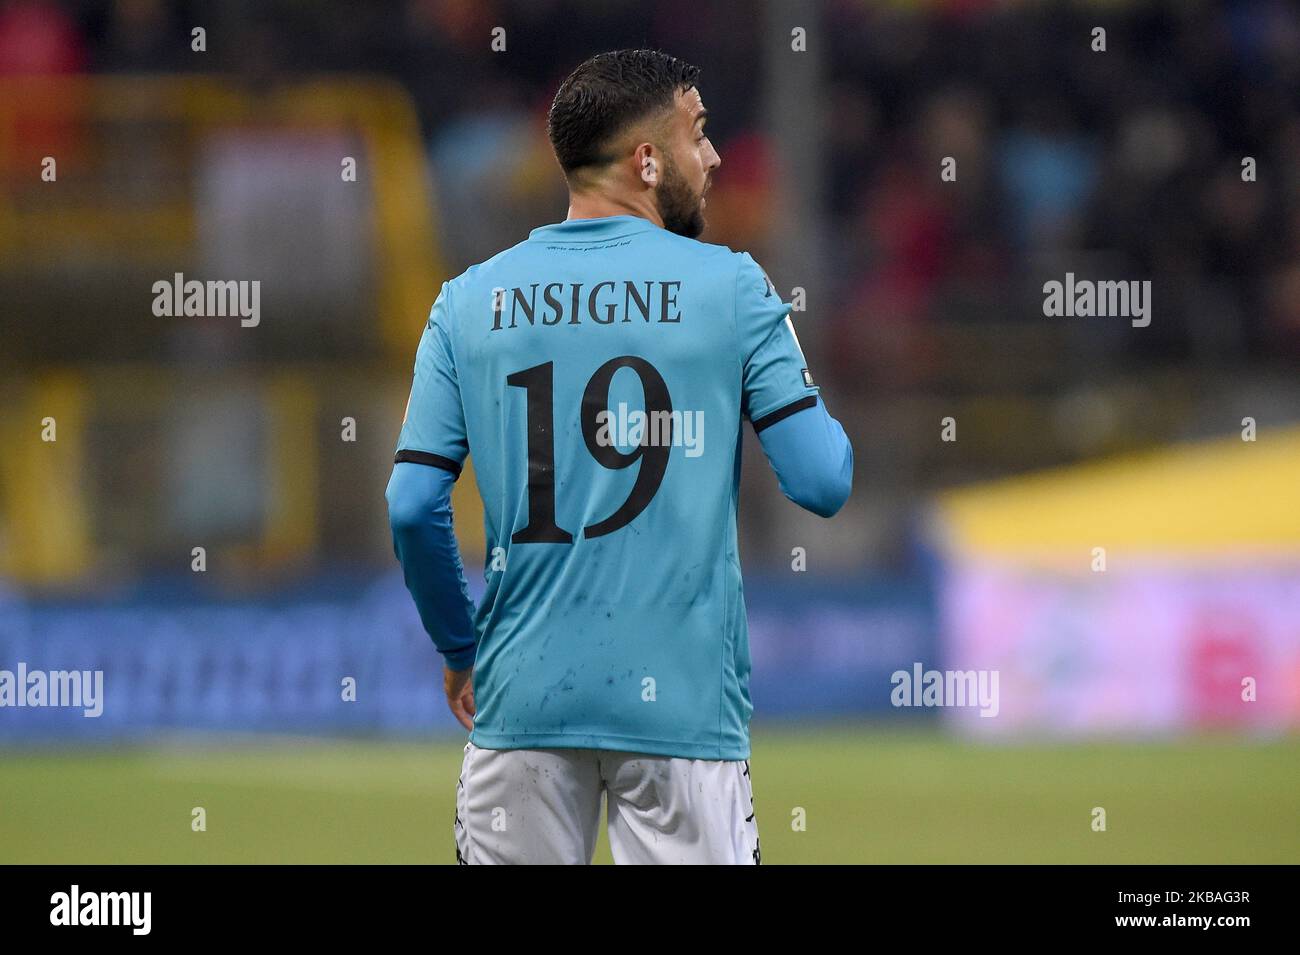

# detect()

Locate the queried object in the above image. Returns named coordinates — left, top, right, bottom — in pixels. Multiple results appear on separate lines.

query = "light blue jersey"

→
left=396, top=214, right=822, bottom=759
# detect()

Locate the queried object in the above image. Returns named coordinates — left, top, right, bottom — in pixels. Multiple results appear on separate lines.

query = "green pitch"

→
left=1, top=726, right=1295, bottom=864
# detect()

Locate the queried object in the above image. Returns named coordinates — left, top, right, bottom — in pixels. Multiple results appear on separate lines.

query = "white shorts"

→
left=454, top=741, right=761, bottom=865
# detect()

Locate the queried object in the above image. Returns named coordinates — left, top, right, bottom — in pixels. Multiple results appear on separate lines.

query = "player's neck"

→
left=565, top=192, right=663, bottom=229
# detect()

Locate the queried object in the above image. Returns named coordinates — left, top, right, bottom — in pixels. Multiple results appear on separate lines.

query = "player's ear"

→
left=637, top=147, right=657, bottom=186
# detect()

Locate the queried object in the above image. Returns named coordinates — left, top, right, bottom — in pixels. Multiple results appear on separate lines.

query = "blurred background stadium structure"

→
left=1, top=0, right=1298, bottom=766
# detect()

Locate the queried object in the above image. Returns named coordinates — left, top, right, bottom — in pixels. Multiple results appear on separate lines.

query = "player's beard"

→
left=655, top=154, right=707, bottom=238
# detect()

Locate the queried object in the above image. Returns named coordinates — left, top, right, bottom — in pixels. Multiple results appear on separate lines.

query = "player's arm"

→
left=753, top=395, right=853, bottom=518
left=736, top=252, right=853, bottom=518
left=386, top=282, right=477, bottom=672
left=386, top=461, right=476, bottom=670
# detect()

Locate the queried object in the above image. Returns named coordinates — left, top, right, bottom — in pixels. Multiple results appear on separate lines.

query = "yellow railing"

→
left=0, top=367, right=486, bottom=586
left=0, top=73, right=443, bottom=359
left=0, top=75, right=488, bottom=586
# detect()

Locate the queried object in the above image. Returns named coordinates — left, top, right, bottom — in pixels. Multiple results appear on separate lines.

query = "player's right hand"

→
left=444, top=664, right=476, bottom=732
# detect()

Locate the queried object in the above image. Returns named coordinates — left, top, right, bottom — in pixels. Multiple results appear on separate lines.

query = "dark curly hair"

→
left=547, top=49, right=702, bottom=177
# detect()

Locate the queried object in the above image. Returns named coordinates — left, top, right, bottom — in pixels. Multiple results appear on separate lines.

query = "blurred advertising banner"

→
left=940, top=561, right=1300, bottom=735
left=0, top=572, right=936, bottom=742
left=934, top=429, right=1300, bottom=736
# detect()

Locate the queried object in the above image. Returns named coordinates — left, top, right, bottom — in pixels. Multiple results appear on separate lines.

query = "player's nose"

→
left=704, top=140, right=721, bottom=171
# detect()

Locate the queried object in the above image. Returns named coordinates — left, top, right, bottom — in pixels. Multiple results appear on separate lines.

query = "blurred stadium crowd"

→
left=2, top=0, right=1298, bottom=580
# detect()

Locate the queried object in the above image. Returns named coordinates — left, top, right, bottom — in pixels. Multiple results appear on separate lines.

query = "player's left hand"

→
left=444, top=664, right=476, bottom=732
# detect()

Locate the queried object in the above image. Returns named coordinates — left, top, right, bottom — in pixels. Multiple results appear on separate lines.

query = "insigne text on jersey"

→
left=491, top=281, right=683, bottom=330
